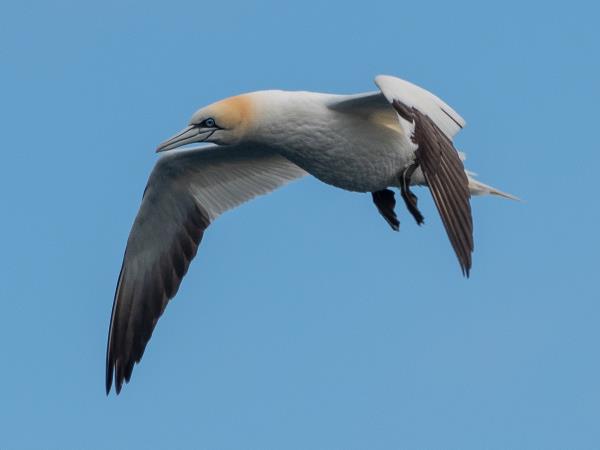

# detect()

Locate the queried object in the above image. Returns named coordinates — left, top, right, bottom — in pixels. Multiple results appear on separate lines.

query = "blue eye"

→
left=204, top=118, right=216, bottom=128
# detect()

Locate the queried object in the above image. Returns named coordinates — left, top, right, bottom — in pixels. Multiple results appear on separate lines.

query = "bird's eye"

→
left=204, top=118, right=216, bottom=128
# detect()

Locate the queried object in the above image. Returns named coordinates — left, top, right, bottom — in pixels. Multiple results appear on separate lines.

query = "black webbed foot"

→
left=400, top=162, right=425, bottom=225
left=372, top=189, right=400, bottom=231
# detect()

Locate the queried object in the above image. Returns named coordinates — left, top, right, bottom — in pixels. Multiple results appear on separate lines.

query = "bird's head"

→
left=156, top=94, right=255, bottom=152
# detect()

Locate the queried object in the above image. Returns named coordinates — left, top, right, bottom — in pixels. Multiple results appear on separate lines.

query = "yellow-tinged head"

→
left=156, top=94, right=255, bottom=152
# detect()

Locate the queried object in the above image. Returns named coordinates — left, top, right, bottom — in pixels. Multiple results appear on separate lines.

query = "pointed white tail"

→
left=467, top=176, right=520, bottom=201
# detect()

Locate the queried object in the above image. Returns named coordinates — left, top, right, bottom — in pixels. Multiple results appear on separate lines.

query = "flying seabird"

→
left=106, top=75, right=516, bottom=394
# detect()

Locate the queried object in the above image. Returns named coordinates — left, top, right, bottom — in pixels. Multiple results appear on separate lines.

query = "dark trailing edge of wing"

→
left=392, top=100, right=473, bottom=276
left=105, top=146, right=307, bottom=395
left=105, top=192, right=210, bottom=395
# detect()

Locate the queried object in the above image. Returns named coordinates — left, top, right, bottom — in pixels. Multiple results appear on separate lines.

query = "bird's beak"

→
left=156, top=126, right=213, bottom=152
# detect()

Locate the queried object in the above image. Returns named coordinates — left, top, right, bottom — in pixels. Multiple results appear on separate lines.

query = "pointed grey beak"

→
left=156, top=126, right=212, bottom=152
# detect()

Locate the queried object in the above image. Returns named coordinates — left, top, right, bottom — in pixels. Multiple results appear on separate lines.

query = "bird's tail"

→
left=466, top=175, right=520, bottom=201
left=457, top=151, right=519, bottom=201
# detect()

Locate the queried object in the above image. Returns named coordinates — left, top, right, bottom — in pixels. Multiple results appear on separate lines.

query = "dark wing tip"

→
left=105, top=262, right=125, bottom=396
left=105, top=200, right=209, bottom=396
left=105, top=363, right=114, bottom=395
left=401, top=104, right=474, bottom=277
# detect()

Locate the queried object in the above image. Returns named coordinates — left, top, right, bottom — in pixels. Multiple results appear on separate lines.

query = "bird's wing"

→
left=375, top=75, right=466, bottom=138
left=374, top=75, right=473, bottom=276
left=106, top=145, right=306, bottom=394
left=326, top=91, right=391, bottom=114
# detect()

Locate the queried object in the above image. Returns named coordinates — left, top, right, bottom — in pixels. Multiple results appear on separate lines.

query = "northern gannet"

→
left=106, top=75, right=515, bottom=394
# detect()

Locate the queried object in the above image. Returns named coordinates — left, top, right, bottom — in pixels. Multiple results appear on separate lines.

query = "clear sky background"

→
left=1, top=0, right=599, bottom=448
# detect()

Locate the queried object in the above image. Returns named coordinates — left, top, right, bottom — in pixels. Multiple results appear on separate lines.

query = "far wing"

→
left=375, top=75, right=473, bottom=276
left=106, top=145, right=306, bottom=394
left=375, top=75, right=466, bottom=138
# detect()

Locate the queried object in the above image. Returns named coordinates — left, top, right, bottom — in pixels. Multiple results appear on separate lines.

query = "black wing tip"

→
left=115, top=375, right=124, bottom=395
left=461, top=263, right=471, bottom=278
left=105, top=375, right=124, bottom=396
left=457, top=238, right=472, bottom=278
left=105, top=360, right=130, bottom=395
left=105, top=365, right=113, bottom=396
left=408, top=106, right=474, bottom=279
left=105, top=357, right=122, bottom=396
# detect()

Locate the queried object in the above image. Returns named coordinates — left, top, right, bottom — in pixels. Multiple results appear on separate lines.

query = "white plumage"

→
left=105, top=75, right=516, bottom=394
left=375, top=75, right=466, bottom=138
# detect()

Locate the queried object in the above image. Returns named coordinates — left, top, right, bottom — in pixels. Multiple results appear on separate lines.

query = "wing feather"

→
left=374, top=75, right=473, bottom=275
left=375, top=75, right=465, bottom=138
left=411, top=107, right=473, bottom=276
left=106, top=145, right=306, bottom=394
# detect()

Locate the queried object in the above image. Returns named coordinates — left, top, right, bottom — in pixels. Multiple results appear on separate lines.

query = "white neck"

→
left=247, top=90, right=340, bottom=153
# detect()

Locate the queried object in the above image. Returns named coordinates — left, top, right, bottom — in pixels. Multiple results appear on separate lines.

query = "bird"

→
left=105, top=75, right=516, bottom=394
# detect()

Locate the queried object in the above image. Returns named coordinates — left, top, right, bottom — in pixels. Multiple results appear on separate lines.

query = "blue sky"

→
left=1, top=0, right=599, bottom=448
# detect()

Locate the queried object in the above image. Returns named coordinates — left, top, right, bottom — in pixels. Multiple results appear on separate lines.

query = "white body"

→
left=250, top=91, right=418, bottom=192
left=105, top=75, right=517, bottom=395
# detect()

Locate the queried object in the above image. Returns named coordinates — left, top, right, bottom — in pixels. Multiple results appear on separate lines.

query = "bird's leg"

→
left=400, top=161, right=425, bottom=225
left=372, top=189, right=400, bottom=231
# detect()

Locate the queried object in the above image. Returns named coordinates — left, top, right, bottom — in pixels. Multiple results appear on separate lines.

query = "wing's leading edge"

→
left=106, top=145, right=306, bottom=394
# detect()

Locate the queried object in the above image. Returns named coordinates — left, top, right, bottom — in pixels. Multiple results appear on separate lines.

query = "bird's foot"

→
left=400, top=162, right=425, bottom=225
left=372, top=189, right=400, bottom=231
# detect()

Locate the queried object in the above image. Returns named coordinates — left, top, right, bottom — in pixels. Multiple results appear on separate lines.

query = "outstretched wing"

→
left=375, top=75, right=473, bottom=276
left=106, top=145, right=306, bottom=394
